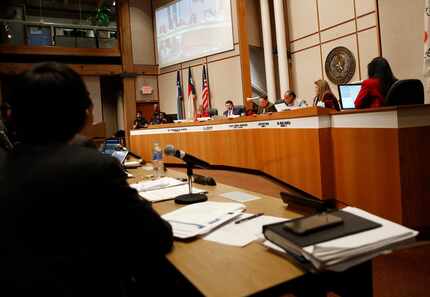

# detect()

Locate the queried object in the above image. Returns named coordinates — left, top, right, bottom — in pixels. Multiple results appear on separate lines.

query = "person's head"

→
left=153, top=103, right=160, bottom=112
left=136, top=111, right=142, bottom=119
left=10, top=62, right=92, bottom=144
left=283, top=90, right=296, bottom=105
left=314, top=80, right=333, bottom=99
left=225, top=100, right=234, bottom=110
left=260, top=95, right=269, bottom=107
left=367, top=57, right=397, bottom=96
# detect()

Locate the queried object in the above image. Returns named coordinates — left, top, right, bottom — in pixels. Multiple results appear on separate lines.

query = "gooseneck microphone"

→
left=164, top=144, right=210, bottom=204
left=164, top=144, right=210, bottom=169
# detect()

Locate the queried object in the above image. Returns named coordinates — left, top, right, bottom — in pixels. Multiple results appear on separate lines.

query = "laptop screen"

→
left=338, top=83, right=362, bottom=109
left=112, top=150, right=128, bottom=164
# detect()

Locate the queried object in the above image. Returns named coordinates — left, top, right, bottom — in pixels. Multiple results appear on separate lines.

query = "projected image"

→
left=156, top=0, right=234, bottom=68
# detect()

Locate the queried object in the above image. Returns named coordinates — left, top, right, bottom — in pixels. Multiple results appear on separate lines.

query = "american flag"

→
left=201, top=65, right=210, bottom=112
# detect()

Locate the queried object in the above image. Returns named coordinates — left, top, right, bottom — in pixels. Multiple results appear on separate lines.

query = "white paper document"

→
left=204, top=213, right=287, bottom=247
left=162, top=202, right=246, bottom=239
left=138, top=184, right=206, bottom=202
left=130, top=177, right=184, bottom=192
left=221, top=191, right=261, bottom=203
left=275, top=102, right=288, bottom=112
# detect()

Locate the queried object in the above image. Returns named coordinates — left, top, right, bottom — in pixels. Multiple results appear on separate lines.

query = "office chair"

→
left=236, top=105, right=245, bottom=115
left=209, top=108, right=218, bottom=116
left=384, top=79, right=424, bottom=106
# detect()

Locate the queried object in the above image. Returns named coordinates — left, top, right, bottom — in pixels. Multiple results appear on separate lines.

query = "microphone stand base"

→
left=175, top=193, right=208, bottom=204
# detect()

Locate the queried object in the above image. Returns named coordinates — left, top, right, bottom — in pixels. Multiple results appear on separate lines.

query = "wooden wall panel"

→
left=158, top=71, right=178, bottom=114
left=355, top=0, right=376, bottom=16
left=378, top=0, right=424, bottom=81
left=320, top=20, right=356, bottom=43
left=291, top=46, right=322, bottom=104
left=287, top=1, right=380, bottom=102
left=318, top=0, right=355, bottom=30
left=398, top=127, right=430, bottom=229
left=357, top=13, right=377, bottom=31
left=83, top=76, right=103, bottom=124
left=331, top=128, right=402, bottom=223
left=207, top=56, right=244, bottom=113
left=357, top=28, right=379, bottom=81
left=287, top=0, right=319, bottom=41
left=130, top=0, right=156, bottom=65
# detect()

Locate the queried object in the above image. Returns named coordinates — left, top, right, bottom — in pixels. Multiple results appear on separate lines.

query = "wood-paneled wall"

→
left=288, top=0, right=380, bottom=102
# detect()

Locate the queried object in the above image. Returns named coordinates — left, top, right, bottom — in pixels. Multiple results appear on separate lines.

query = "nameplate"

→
left=130, top=116, right=330, bottom=136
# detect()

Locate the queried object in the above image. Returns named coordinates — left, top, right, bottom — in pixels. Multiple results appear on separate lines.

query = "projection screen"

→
left=155, top=0, right=234, bottom=68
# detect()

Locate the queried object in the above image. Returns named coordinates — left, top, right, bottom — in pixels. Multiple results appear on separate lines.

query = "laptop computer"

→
left=112, top=149, right=129, bottom=165
left=338, top=83, right=362, bottom=110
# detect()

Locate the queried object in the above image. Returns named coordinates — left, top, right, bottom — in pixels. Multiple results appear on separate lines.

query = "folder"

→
left=263, top=207, right=418, bottom=271
left=263, top=210, right=381, bottom=257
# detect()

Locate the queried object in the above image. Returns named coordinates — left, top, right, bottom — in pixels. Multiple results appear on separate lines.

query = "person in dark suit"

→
left=354, top=57, right=397, bottom=109
left=0, top=62, right=173, bottom=297
left=223, top=100, right=242, bottom=117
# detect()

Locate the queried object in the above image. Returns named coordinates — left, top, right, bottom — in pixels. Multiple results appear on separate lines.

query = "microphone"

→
left=193, top=174, right=216, bottom=186
left=164, top=144, right=210, bottom=168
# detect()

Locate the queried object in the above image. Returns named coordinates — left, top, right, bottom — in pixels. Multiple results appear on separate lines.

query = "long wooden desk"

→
left=127, top=168, right=373, bottom=297
left=130, top=106, right=430, bottom=231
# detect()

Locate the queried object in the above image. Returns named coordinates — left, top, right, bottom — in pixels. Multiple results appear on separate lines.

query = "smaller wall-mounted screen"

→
left=155, top=0, right=234, bottom=68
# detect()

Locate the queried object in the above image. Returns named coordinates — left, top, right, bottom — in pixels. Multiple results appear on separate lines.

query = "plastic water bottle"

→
left=152, top=141, right=164, bottom=179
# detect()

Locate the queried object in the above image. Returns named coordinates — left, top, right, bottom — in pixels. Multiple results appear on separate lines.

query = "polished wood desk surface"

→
left=128, top=168, right=304, bottom=297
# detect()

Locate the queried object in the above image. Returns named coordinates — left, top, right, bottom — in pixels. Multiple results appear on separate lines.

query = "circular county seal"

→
left=325, top=47, right=356, bottom=84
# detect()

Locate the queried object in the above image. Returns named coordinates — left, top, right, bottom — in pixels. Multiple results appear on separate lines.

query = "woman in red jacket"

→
left=354, top=57, right=397, bottom=108
left=313, top=79, right=340, bottom=111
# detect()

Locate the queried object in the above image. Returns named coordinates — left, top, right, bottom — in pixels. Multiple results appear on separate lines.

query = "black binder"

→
left=263, top=210, right=382, bottom=257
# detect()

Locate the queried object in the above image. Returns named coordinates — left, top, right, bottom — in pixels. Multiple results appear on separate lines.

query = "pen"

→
left=234, top=213, right=264, bottom=224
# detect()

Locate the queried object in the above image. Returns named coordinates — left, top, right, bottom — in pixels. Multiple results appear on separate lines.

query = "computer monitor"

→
left=338, top=83, right=362, bottom=110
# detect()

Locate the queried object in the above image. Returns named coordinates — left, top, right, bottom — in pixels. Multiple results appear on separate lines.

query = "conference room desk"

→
left=130, top=105, right=430, bottom=231
left=127, top=168, right=373, bottom=297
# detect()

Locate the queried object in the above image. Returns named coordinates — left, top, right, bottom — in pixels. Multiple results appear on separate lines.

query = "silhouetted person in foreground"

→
left=0, top=62, right=173, bottom=297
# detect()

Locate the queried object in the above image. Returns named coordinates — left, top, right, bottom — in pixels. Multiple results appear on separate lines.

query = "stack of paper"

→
left=162, top=202, right=246, bottom=239
left=264, top=207, right=418, bottom=271
left=302, top=207, right=418, bottom=270
left=139, top=184, right=207, bottom=202
left=130, top=177, right=184, bottom=192
left=130, top=177, right=206, bottom=202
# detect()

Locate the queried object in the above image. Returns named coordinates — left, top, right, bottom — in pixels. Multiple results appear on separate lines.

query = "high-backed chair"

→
left=236, top=105, right=245, bottom=115
left=384, top=79, right=424, bottom=106
left=209, top=108, right=218, bottom=116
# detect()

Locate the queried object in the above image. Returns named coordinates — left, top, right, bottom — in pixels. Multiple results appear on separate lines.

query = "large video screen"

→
left=155, top=0, right=234, bottom=68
